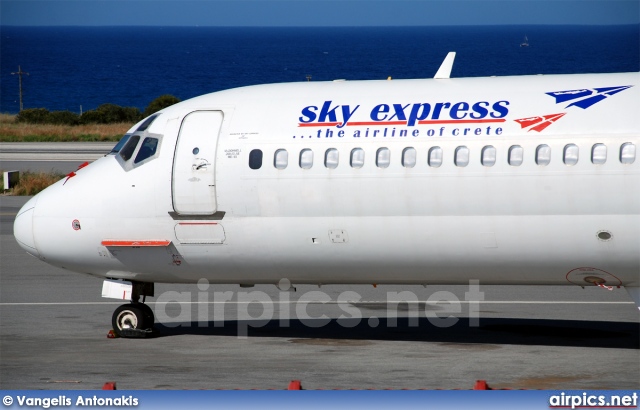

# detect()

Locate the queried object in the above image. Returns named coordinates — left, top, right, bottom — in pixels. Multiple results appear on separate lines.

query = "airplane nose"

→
left=14, top=196, right=39, bottom=257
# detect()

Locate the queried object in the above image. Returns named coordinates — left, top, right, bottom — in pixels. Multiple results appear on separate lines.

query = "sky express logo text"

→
left=299, top=100, right=509, bottom=128
left=294, top=85, right=631, bottom=139
left=295, top=100, right=509, bottom=139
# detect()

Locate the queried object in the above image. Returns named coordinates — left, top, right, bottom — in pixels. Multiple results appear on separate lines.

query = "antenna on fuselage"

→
left=434, top=52, right=456, bottom=79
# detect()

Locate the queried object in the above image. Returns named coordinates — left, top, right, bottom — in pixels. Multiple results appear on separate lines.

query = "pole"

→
left=11, top=66, right=29, bottom=112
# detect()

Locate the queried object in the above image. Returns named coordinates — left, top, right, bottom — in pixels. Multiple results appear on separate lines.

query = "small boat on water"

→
left=520, top=35, right=529, bottom=47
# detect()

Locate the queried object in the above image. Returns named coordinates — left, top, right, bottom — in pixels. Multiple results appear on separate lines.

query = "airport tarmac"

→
left=1, top=195, right=639, bottom=390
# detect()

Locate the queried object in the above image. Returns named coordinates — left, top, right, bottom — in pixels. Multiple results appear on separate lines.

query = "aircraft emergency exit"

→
left=13, top=54, right=640, bottom=337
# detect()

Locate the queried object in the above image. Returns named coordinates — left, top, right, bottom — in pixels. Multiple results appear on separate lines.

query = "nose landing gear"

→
left=110, top=281, right=155, bottom=338
left=112, top=303, right=154, bottom=337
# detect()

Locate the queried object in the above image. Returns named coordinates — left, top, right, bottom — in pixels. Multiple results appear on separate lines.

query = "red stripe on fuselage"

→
left=298, top=119, right=506, bottom=127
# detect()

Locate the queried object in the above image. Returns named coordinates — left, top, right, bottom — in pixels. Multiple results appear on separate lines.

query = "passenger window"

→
left=110, top=134, right=131, bottom=155
left=274, top=149, right=288, bottom=169
left=508, top=145, right=523, bottom=166
left=325, top=148, right=339, bottom=169
left=376, top=147, right=390, bottom=168
left=428, top=147, right=443, bottom=168
left=134, top=137, right=159, bottom=164
left=119, top=135, right=140, bottom=161
left=350, top=148, right=365, bottom=168
left=249, top=149, right=263, bottom=170
left=454, top=146, right=469, bottom=167
left=536, top=144, right=551, bottom=166
left=402, top=147, right=416, bottom=168
left=620, top=142, right=636, bottom=164
left=591, top=144, right=607, bottom=165
left=481, top=146, right=496, bottom=167
left=300, top=148, right=313, bottom=169
left=563, top=144, right=579, bottom=166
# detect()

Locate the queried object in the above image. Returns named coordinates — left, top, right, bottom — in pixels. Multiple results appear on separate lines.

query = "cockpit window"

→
left=134, top=137, right=159, bottom=164
left=136, top=114, right=159, bottom=132
left=109, top=134, right=131, bottom=155
left=119, top=135, right=140, bottom=161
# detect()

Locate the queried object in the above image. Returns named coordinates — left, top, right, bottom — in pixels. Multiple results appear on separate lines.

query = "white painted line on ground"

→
left=0, top=301, right=634, bottom=306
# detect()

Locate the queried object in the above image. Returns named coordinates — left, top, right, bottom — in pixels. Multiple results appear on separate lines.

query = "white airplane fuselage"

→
left=13, top=73, right=640, bottom=296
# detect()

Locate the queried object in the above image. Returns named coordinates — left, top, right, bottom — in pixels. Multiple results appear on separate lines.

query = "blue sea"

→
left=1, top=26, right=638, bottom=114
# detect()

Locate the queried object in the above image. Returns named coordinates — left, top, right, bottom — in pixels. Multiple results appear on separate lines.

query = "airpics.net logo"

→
left=549, top=392, right=638, bottom=409
left=151, top=279, right=485, bottom=338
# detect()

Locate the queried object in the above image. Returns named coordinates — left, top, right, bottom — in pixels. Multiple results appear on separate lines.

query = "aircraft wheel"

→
left=112, top=304, right=148, bottom=336
left=139, top=303, right=155, bottom=325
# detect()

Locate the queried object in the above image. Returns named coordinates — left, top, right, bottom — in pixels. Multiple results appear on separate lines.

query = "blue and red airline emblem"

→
left=515, top=85, right=632, bottom=132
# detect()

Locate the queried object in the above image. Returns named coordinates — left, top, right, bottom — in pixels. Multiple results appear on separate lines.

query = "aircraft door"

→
left=172, top=111, right=223, bottom=215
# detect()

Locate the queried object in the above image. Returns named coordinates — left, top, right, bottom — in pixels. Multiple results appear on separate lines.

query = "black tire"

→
left=139, top=303, right=155, bottom=326
left=112, top=304, right=147, bottom=336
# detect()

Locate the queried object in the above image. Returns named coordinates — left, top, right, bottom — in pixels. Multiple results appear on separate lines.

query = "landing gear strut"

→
left=111, top=281, right=155, bottom=338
